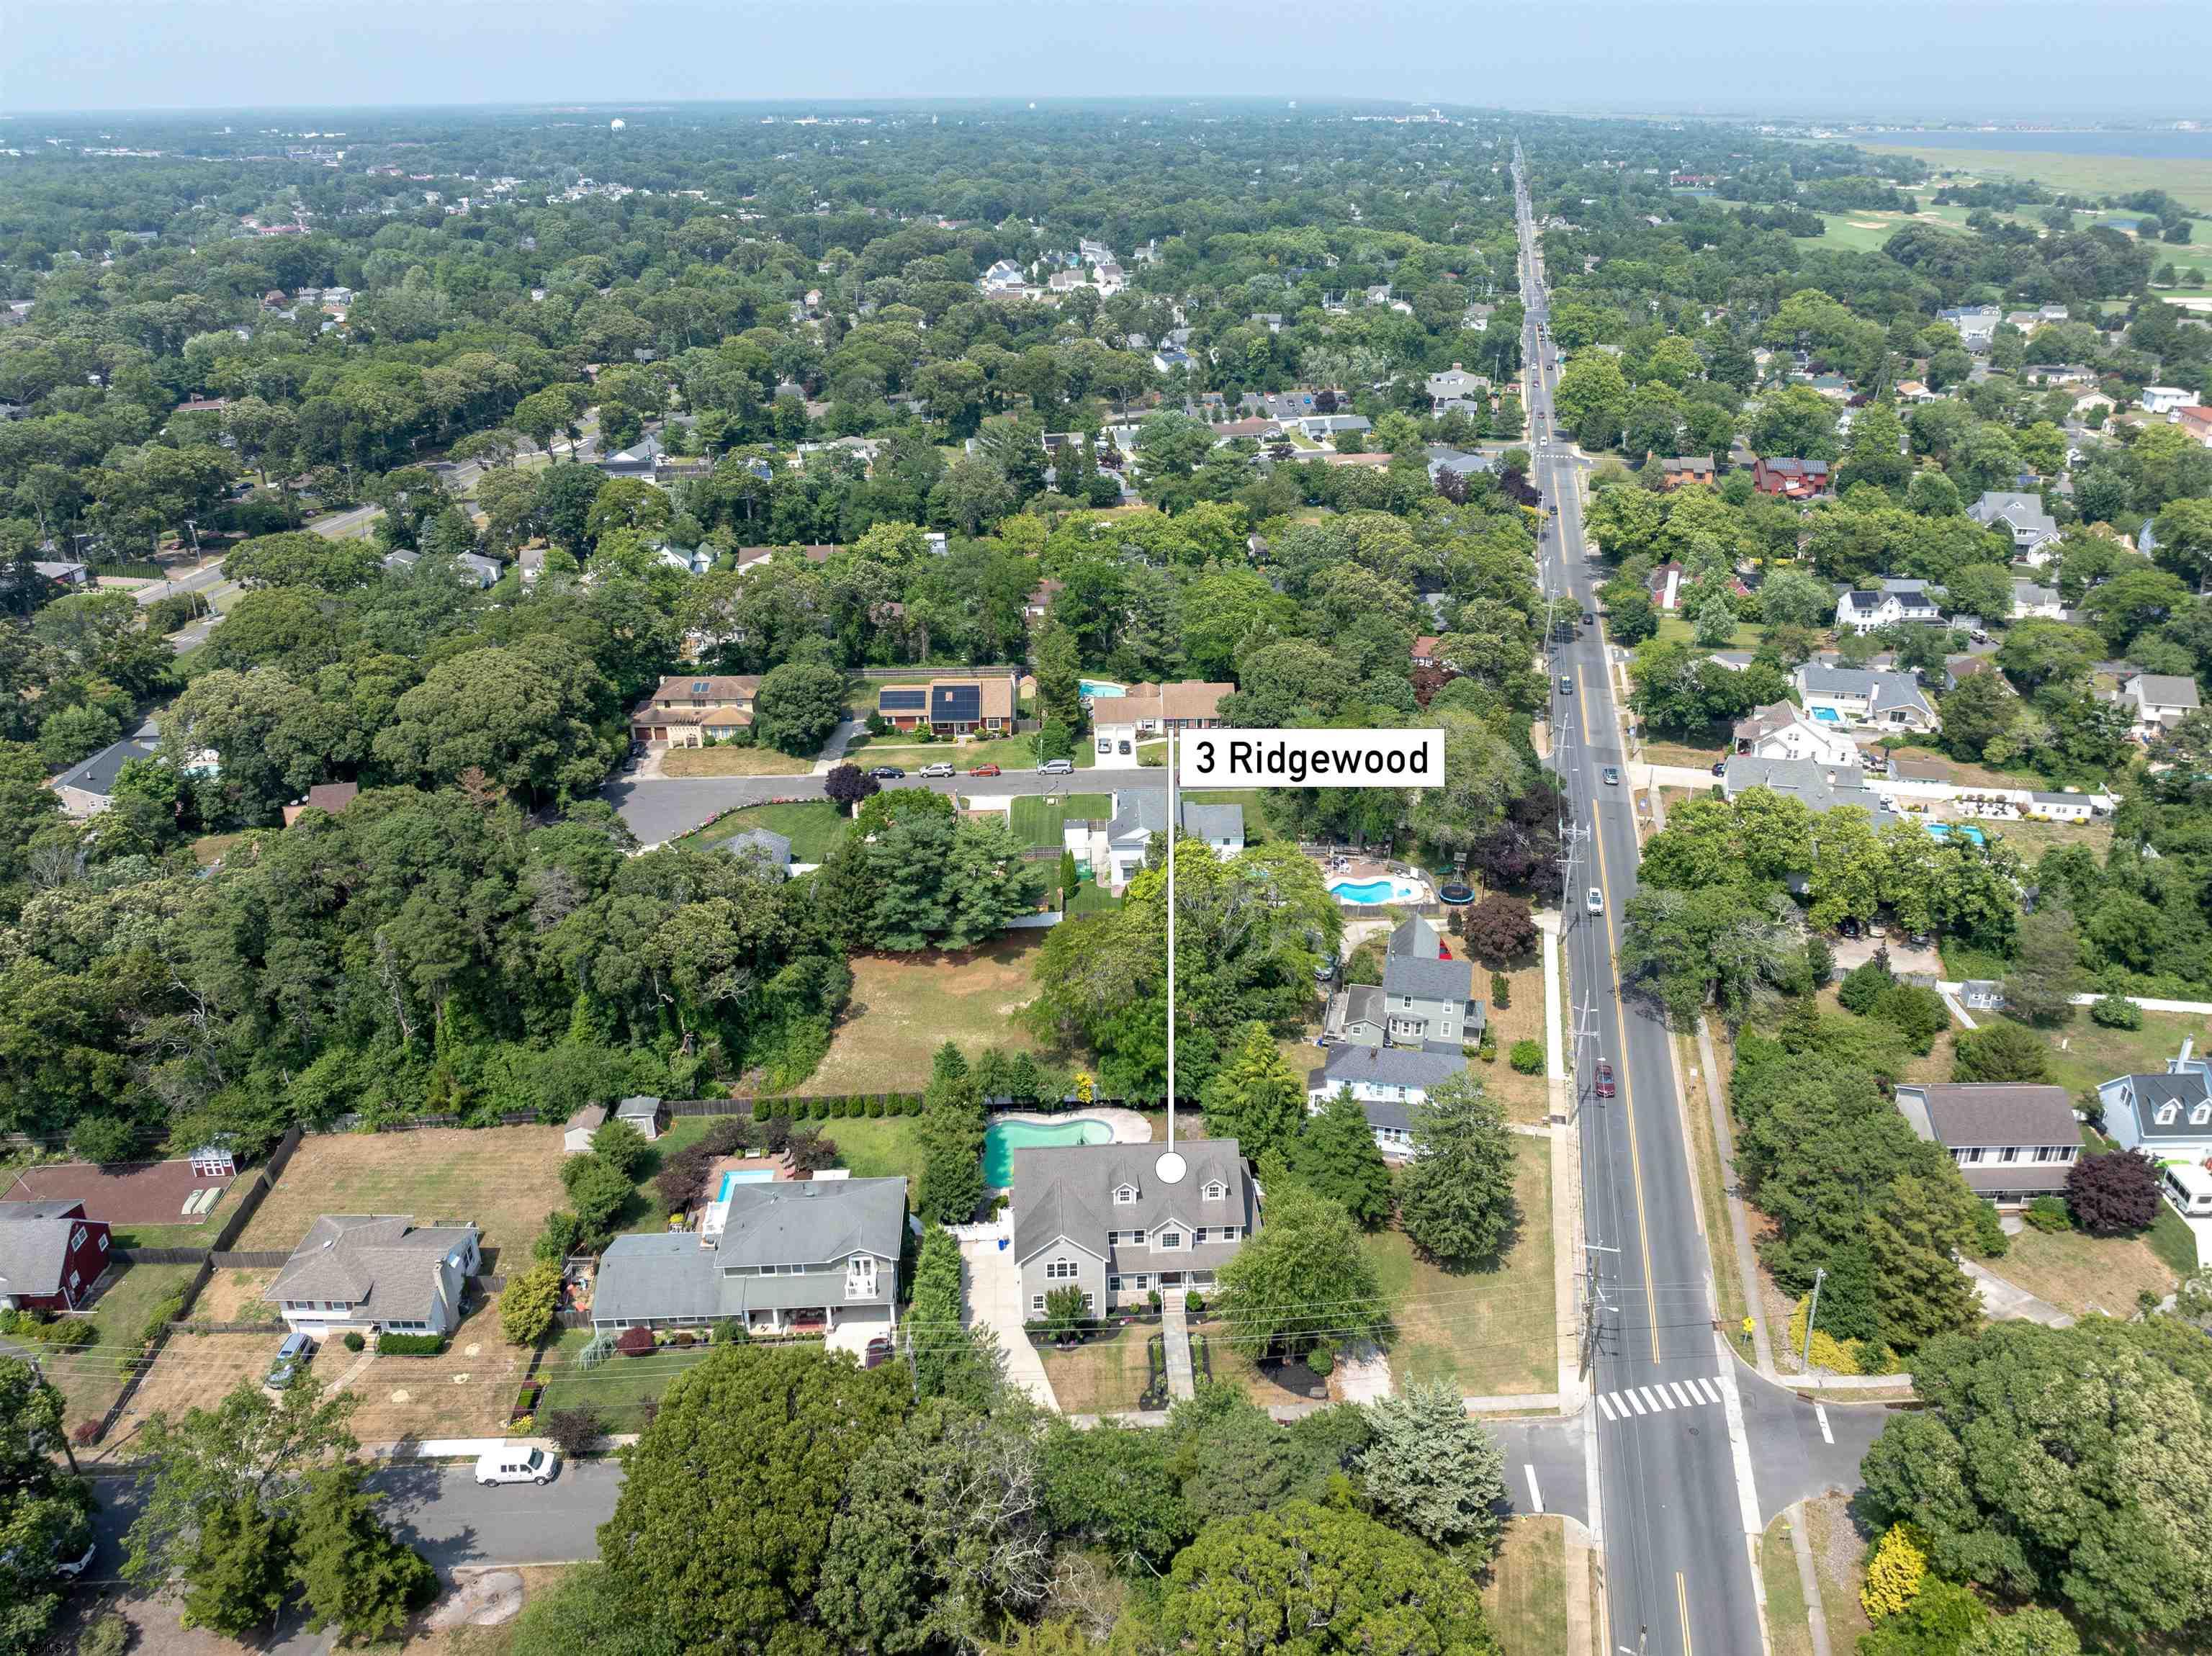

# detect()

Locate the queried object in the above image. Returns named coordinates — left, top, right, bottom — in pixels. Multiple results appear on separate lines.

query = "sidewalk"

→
left=1161, top=1290, right=1195, bottom=1402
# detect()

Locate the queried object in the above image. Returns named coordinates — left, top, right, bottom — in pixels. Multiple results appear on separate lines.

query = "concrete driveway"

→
left=956, top=1223, right=1057, bottom=1410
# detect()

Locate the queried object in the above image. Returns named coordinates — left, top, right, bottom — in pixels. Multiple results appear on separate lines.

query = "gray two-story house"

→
left=263, top=1215, right=480, bottom=1338
left=1011, top=1140, right=1255, bottom=1316
left=1315, top=916, right=1482, bottom=1153
left=591, top=1176, right=907, bottom=1352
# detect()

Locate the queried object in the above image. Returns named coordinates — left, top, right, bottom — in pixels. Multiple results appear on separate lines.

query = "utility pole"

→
left=1581, top=1241, right=1619, bottom=1375
left=1801, top=1265, right=1827, bottom=1373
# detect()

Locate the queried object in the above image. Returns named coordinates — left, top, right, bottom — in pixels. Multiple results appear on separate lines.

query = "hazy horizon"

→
left=6, top=0, right=2209, bottom=121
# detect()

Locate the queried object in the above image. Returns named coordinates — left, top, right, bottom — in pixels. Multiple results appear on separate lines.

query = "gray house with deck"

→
left=591, top=1176, right=907, bottom=1346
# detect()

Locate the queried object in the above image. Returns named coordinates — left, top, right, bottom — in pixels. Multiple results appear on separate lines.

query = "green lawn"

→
left=824, top=1117, right=928, bottom=1184
left=1485, top=1517, right=1574, bottom=1656
left=1362, top=1135, right=1555, bottom=1396
left=534, top=1326, right=714, bottom=1434
left=2025, top=1008, right=2212, bottom=1101
left=1064, top=881, right=1122, bottom=916
left=804, top=936, right=1052, bottom=1096
left=1655, top=615, right=1764, bottom=651
left=1009, top=792, right=1114, bottom=848
left=861, top=733, right=1094, bottom=770
left=678, top=801, right=850, bottom=862
left=52, top=1262, right=203, bottom=1431
left=1851, top=145, right=2212, bottom=215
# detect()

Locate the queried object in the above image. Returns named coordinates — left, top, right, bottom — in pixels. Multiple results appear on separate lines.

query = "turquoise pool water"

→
left=1079, top=678, right=1125, bottom=698
left=716, top=1169, right=775, bottom=1200
left=1809, top=706, right=1842, bottom=722
left=1924, top=822, right=1987, bottom=847
left=984, top=1117, right=1114, bottom=1186
left=1331, top=876, right=1423, bottom=904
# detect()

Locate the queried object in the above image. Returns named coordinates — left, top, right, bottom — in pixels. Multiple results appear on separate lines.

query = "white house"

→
left=1835, top=579, right=1943, bottom=635
left=2118, top=672, right=2201, bottom=736
left=1425, top=364, right=1491, bottom=409
left=1795, top=663, right=1939, bottom=733
left=2142, top=386, right=2194, bottom=416
left=1966, top=491, right=2060, bottom=561
left=1070, top=795, right=1245, bottom=893
left=1731, top=700, right=1860, bottom=767
left=2098, top=1039, right=2212, bottom=1164
left=1938, top=305, right=2000, bottom=348
left=2010, top=580, right=2064, bottom=621
left=1305, top=1045, right=1470, bottom=1158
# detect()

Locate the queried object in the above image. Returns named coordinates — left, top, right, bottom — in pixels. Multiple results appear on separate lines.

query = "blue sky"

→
left=6, top=0, right=2208, bottom=117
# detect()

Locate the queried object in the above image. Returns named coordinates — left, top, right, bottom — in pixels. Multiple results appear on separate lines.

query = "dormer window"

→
left=2158, top=1103, right=2181, bottom=1125
left=1113, top=1184, right=1138, bottom=1205
left=1202, top=1181, right=1227, bottom=1201
left=2193, top=1104, right=2211, bottom=1126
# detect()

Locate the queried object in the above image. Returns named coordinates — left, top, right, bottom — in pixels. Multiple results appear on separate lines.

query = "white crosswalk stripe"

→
left=1595, top=1377, right=1727, bottom=1423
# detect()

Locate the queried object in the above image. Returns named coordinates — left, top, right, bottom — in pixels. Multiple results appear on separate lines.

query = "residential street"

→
left=1515, top=150, right=1768, bottom=1656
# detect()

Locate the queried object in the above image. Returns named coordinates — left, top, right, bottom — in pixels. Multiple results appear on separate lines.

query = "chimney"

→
left=2182, top=1038, right=2196, bottom=1068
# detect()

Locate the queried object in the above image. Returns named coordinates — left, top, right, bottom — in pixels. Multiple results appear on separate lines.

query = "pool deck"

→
left=992, top=1107, right=1152, bottom=1143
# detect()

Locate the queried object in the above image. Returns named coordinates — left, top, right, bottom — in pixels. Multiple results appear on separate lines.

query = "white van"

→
left=475, top=1446, right=559, bottom=1487
left=1585, top=887, right=1604, bottom=917
left=2161, top=1162, right=2212, bottom=1218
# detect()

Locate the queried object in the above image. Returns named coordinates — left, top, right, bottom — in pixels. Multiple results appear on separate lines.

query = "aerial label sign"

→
left=1176, top=729, right=1445, bottom=789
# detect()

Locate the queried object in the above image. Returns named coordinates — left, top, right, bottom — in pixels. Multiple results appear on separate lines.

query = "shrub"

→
left=541, top=1406, right=604, bottom=1457
left=1307, top=1338, right=1336, bottom=1377
left=76, top=1613, right=131, bottom=1656
left=343, top=1331, right=367, bottom=1352
left=500, top=1259, right=564, bottom=1346
left=1861, top=1524, right=1928, bottom=1622
left=1838, top=958, right=1895, bottom=1015
left=1184, top=1292, right=1205, bottom=1316
left=577, top=1332, right=617, bottom=1370
left=672, top=1330, right=695, bottom=1348
left=616, top=1326, right=656, bottom=1356
left=1969, top=1200, right=2009, bottom=1260
left=711, top=1318, right=747, bottom=1346
left=866, top=1094, right=884, bottom=1118
left=1509, top=1039, right=1545, bottom=1075
left=1951, top=1021, right=2054, bottom=1084
left=752, top=1097, right=770, bottom=1122
left=70, top=1420, right=102, bottom=1448
left=1491, top=971, right=1511, bottom=1009
left=2089, top=992, right=2142, bottom=1030
left=376, top=1332, right=448, bottom=1356
left=2066, top=1149, right=2160, bottom=1236
left=1786, top=1297, right=1862, bottom=1374
left=2023, top=1195, right=2070, bottom=1233
left=138, top=1290, right=189, bottom=1346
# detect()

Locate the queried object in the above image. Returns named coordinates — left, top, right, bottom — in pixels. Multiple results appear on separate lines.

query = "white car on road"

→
left=477, top=1447, right=559, bottom=1487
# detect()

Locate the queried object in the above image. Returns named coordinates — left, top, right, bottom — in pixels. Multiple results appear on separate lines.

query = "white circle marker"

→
left=1154, top=1150, right=1187, bottom=1184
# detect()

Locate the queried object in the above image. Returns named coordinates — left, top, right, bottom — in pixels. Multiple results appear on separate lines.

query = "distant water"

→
left=1858, top=129, right=2212, bottom=161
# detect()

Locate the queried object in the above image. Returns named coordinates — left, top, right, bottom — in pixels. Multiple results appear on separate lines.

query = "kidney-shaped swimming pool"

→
left=984, top=1117, right=1115, bottom=1187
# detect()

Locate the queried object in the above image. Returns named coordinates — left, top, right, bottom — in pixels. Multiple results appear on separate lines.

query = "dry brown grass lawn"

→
left=1483, top=1515, right=1572, bottom=1656
left=657, top=745, right=814, bottom=777
left=101, top=1331, right=285, bottom=1458
left=309, top=1297, right=527, bottom=1443
left=1993, top=1223, right=2180, bottom=1318
left=195, top=1267, right=281, bottom=1323
left=234, top=1128, right=571, bottom=1256
left=1037, top=1323, right=1154, bottom=1415
left=804, top=937, right=1052, bottom=1094
left=1475, top=958, right=1550, bottom=1123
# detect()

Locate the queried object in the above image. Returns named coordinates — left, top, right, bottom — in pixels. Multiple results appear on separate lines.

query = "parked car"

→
left=868, top=765, right=906, bottom=780
left=265, top=1330, right=316, bottom=1390
left=968, top=763, right=1001, bottom=777
left=628, top=739, right=647, bottom=758
left=475, top=1446, right=559, bottom=1487
left=1593, top=1060, right=1617, bottom=1099
left=863, top=1336, right=894, bottom=1369
left=917, top=762, right=955, bottom=778
left=1096, top=737, right=1112, bottom=753
left=1710, top=760, right=1727, bottom=776
left=1585, top=887, right=1604, bottom=916
left=1601, top=765, right=1620, bottom=786
left=1037, top=757, right=1074, bottom=775
left=1118, top=740, right=1132, bottom=754
left=1838, top=917, right=1861, bottom=940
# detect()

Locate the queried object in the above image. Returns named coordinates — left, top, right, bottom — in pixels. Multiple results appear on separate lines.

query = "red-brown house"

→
left=0, top=1200, right=113, bottom=1313
left=1752, top=456, right=1830, bottom=499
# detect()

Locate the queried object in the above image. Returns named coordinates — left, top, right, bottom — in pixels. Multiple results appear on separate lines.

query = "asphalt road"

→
left=606, top=766, right=1174, bottom=847
left=86, top=1460, right=624, bottom=1581
left=1514, top=150, right=1766, bottom=1656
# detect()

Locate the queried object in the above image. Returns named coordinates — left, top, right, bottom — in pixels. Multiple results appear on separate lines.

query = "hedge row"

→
left=749, top=1093, right=925, bottom=1122
left=375, top=1333, right=449, bottom=1356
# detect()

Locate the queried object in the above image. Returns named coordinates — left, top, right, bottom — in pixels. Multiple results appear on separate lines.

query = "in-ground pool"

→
left=716, top=1169, right=775, bottom=1201
left=1330, top=876, right=1426, bottom=905
left=1924, top=822, right=1987, bottom=847
left=984, top=1117, right=1114, bottom=1187
left=1078, top=678, right=1126, bottom=699
left=1809, top=706, right=1843, bottom=723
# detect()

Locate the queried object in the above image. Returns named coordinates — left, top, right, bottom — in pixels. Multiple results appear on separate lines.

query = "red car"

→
left=1593, top=1061, right=1617, bottom=1099
left=968, top=763, right=1001, bottom=777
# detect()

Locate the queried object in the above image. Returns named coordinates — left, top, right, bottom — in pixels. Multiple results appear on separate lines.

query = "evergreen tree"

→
left=1035, top=621, right=1083, bottom=730
left=1197, top=1022, right=1310, bottom=1161
left=916, top=1067, right=988, bottom=1225
left=290, top=1466, right=437, bottom=1639
left=178, top=1495, right=292, bottom=1637
left=1359, top=1380, right=1510, bottom=1557
left=1395, top=1073, right=1519, bottom=1267
left=1807, top=1237, right=1878, bottom=1344
left=1868, top=1176, right=1982, bottom=1353
left=1287, top=1090, right=1395, bottom=1230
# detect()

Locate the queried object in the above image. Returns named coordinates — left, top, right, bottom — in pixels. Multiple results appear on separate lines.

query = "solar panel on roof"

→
left=692, top=681, right=711, bottom=694
left=879, top=688, right=927, bottom=711
left=932, top=684, right=982, bottom=722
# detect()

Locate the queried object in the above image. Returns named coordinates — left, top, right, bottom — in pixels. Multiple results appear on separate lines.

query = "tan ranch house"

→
left=630, top=675, right=763, bottom=747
